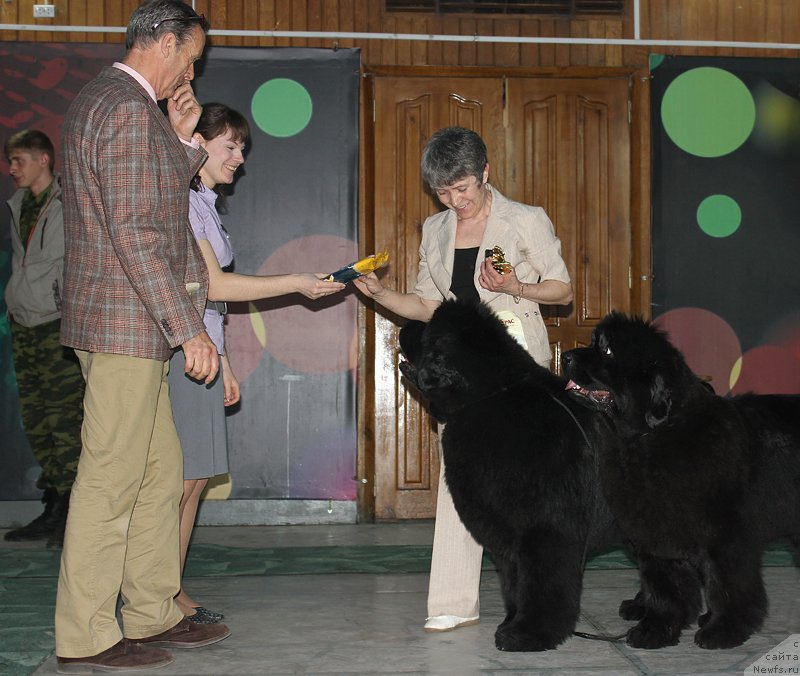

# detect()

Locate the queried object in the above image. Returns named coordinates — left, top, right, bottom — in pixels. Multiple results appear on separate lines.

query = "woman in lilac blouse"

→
left=169, top=104, right=345, bottom=623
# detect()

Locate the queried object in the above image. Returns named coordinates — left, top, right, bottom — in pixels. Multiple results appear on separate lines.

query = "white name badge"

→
left=495, top=310, right=528, bottom=351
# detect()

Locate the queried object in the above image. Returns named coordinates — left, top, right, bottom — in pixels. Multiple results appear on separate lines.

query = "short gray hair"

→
left=125, top=0, right=208, bottom=51
left=420, top=127, right=488, bottom=189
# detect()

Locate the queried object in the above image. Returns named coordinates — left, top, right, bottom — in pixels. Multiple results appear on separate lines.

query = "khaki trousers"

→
left=55, top=352, right=185, bottom=657
left=426, top=434, right=483, bottom=619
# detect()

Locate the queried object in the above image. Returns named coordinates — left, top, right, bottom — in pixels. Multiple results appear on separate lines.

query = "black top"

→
left=449, top=247, right=480, bottom=302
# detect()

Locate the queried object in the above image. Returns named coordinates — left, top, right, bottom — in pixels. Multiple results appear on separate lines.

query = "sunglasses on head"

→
left=151, top=13, right=207, bottom=32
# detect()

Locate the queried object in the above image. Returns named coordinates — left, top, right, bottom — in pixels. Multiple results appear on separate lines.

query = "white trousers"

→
left=426, top=440, right=483, bottom=618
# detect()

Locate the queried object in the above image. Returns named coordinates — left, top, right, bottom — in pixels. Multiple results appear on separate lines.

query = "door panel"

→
left=506, top=77, right=631, bottom=363
left=369, top=74, right=630, bottom=520
left=372, top=77, right=504, bottom=520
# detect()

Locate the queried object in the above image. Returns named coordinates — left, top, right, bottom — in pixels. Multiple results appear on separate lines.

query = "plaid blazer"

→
left=60, top=67, right=209, bottom=361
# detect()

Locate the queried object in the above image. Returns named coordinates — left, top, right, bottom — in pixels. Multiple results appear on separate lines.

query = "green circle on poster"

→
left=251, top=78, right=312, bottom=138
left=696, top=194, right=741, bottom=238
left=661, top=67, right=755, bottom=158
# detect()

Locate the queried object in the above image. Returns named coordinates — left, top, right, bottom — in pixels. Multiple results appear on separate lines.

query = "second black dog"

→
left=562, top=312, right=800, bottom=650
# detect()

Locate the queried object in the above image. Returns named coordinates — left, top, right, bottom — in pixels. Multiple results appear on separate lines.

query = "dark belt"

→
left=205, top=300, right=227, bottom=315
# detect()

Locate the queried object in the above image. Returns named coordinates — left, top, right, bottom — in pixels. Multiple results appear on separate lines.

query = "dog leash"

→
left=573, top=630, right=628, bottom=642
left=549, top=395, right=634, bottom=645
left=548, top=393, right=593, bottom=451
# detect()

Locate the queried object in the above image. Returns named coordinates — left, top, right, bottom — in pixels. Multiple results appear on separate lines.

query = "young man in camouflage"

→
left=4, top=129, right=83, bottom=548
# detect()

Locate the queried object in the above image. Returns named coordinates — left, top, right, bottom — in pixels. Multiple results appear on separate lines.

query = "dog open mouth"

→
left=565, top=380, right=614, bottom=406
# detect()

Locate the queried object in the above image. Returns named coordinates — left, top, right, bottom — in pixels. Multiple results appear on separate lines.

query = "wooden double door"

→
left=366, top=73, right=632, bottom=520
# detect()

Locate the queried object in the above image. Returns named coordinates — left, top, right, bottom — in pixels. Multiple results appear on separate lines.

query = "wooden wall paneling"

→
left=356, top=73, right=376, bottom=521
left=458, top=18, right=478, bottom=66
left=622, top=0, right=650, bottom=66
left=362, top=1, right=383, bottom=68
left=681, top=0, right=699, bottom=40
left=67, top=0, right=87, bottom=43
left=337, top=0, right=355, bottom=50
left=4, top=1, right=800, bottom=65
left=764, top=0, right=780, bottom=42
left=425, top=15, right=444, bottom=65
left=207, top=1, right=229, bottom=47
left=630, top=70, right=652, bottom=318
left=692, top=0, right=717, bottom=57
left=555, top=18, right=571, bottom=67
left=394, top=15, right=413, bottom=65
left=604, top=20, right=623, bottom=67
left=520, top=19, right=542, bottom=67
left=495, top=18, right=521, bottom=67
left=735, top=0, right=766, bottom=45
left=379, top=13, right=396, bottom=67
left=587, top=20, right=607, bottom=67
left=411, top=16, right=429, bottom=66
left=666, top=0, right=682, bottom=42
left=476, top=18, right=494, bottom=64
left=102, top=1, right=123, bottom=43
left=321, top=0, right=339, bottom=34
left=307, top=0, right=324, bottom=50
left=0, top=0, right=16, bottom=42
left=638, top=0, right=652, bottom=41
left=17, top=0, right=53, bottom=42
left=784, top=0, right=800, bottom=46
left=241, top=0, right=260, bottom=48
left=570, top=21, right=589, bottom=67
left=289, top=1, right=308, bottom=48
left=218, top=0, right=242, bottom=46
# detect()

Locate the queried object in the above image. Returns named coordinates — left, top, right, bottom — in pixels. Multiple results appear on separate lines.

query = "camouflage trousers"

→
left=10, top=318, right=83, bottom=495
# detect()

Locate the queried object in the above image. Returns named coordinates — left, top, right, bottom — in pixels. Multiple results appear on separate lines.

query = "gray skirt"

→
left=168, top=349, right=229, bottom=480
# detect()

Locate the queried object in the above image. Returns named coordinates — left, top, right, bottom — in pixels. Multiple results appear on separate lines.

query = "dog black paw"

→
left=697, top=611, right=712, bottom=628
left=626, top=620, right=682, bottom=649
left=694, top=619, right=752, bottom=650
left=619, top=594, right=646, bottom=621
left=494, top=625, right=565, bottom=652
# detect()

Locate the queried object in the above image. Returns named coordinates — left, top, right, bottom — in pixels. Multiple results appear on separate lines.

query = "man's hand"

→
left=181, top=331, right=219, bottom=384
left=168, top=81, right=202, bottom=142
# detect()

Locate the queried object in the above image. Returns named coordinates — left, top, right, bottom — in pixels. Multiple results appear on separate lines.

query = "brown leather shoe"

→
left=56, top=639, right=173, bottom=673
left=131, top=617, right=231, bottom=649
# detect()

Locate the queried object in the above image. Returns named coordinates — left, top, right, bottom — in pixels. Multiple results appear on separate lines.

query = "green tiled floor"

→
left=0, top=536, right=796, bottom=676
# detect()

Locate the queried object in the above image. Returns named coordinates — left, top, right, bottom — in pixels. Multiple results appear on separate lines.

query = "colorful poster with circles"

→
left=0, top=44, right=360, bottom=501
left=651, top=55, right=800, bottom=396
left=0, top=42, right=125, bottom=500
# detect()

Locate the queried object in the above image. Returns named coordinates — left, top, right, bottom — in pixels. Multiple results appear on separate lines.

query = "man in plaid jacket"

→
left=55, top=1, right=230, bottom=672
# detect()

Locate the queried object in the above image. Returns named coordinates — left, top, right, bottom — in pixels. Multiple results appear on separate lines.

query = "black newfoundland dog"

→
left=561, top=311, right=800, bottom=650
left=398, top=299, right=626, bottom=652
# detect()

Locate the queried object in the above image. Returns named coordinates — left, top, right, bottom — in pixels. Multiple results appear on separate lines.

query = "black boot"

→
left=46, top=491, right=71, bottom=549
left=4, top=487, right=60, bottom=541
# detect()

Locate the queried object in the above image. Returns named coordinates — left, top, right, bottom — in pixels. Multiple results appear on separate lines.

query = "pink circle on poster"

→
left=730, top=345, right=800, bottom=395
left=653, top=307, right=741, bottom=395
left=225, top=235, right=358, bottom=381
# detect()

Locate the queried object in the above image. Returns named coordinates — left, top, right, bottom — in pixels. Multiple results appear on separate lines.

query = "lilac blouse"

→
left=188, top=185, right=234, bottom=353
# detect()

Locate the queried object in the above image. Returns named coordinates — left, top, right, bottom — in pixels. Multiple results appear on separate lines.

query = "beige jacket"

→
left=414, top=184, right=571, bottom=366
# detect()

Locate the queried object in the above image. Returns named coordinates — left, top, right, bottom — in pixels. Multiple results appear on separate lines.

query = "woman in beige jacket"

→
left=355, top=126, right=573, bottom=632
